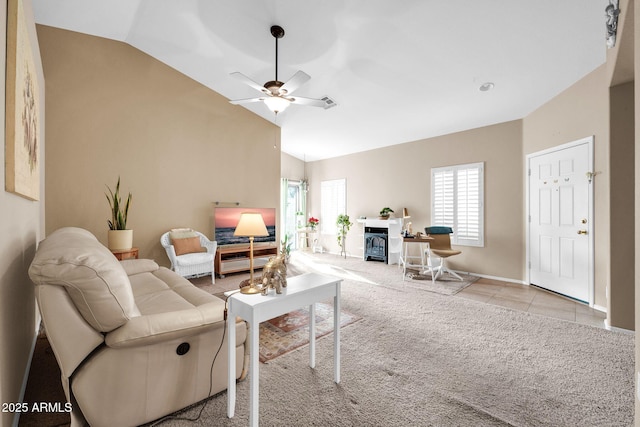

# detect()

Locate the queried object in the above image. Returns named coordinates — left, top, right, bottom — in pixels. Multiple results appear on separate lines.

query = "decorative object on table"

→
left=307, top=216, right=319, bottom=230
left=5, top=0, right=42, bottom=201
left=105, top=176, right=133, bottom=250
left=260, top=254, right=288, bottom=295
left=378, top=207, right=394, bottom=219
left=605, top=0, right=620, bottom=49
left=234, top=212, right=269, bottom=294
left=336, top=213, right=353, bottom=258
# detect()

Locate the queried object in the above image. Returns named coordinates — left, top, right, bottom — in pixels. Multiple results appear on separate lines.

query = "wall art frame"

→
left=5, top=0, right=41, bottom=201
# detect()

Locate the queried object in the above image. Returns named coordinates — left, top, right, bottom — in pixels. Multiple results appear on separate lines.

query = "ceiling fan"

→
left=229, top=25, right=333, bottom=114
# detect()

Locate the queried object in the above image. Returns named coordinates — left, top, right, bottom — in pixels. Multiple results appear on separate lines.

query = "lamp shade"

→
left=263, top=96, right=290, bottom=114
left=234, top=212, right=269, bottom=237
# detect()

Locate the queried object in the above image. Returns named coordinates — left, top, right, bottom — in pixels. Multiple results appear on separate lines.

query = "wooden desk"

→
left=111, top=247, right=139, bottom=260
left=400, top=237, right=436, bottom=282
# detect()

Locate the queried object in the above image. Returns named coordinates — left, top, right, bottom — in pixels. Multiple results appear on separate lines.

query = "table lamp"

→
left=234, top=212, right=269, bottom=294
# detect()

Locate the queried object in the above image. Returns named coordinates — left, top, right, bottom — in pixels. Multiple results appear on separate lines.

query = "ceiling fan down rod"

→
left=271, top=25, right=285, bottom=83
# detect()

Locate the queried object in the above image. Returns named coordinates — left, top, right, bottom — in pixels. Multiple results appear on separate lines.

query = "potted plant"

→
left=379, top=207, right=394, bottom=219
left=336, top=214, right=353, bottom=258
left=105, top=177, right=133, bottom=250
left=280, top=233, right=292, bottom=263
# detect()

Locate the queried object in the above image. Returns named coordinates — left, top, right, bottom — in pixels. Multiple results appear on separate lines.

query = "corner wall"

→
left=0, top=0, right=44, bottom=426
left=37, top=25, right=281, bottom=266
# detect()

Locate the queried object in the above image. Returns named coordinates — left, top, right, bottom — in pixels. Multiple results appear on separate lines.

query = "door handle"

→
left=577, top=230, right=588, bottom=235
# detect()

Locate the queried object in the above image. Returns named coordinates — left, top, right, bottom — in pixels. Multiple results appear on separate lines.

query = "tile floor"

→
left=456, top=278, right=607, bottom=329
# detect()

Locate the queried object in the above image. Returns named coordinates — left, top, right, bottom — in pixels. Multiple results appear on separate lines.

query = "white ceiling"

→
left=33, top=0, right=608, bottom=161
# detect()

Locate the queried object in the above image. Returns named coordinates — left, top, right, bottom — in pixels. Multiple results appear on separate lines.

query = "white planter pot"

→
left=108, top=229, right=133, bottom=251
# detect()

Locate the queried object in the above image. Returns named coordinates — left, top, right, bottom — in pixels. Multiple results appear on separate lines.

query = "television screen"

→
left=214, top=207, right=277, bottom=246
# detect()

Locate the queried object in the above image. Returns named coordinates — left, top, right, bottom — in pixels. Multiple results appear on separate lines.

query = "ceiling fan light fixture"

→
left=263, top=96, right=291, bottom=113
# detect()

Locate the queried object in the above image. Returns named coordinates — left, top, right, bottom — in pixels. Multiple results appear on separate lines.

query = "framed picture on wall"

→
left=5, top=0, right=41, bottom=201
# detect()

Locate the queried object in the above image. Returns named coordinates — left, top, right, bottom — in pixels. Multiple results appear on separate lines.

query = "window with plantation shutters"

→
left=320, top=179, right=346, bottom=235
left=431, top=162, right=484, bottom=247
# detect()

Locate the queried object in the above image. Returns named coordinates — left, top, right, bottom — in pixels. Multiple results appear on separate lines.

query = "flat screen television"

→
left=214, top=207, right=276, bottom=247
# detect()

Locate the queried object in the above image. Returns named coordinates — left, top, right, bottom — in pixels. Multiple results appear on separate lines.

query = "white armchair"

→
left=161, top=230, right=217, bottom=283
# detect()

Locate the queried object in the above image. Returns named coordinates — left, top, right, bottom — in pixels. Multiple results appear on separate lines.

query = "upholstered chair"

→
left=161, top=229, right=217, bottom=283
left=424, top=226, right=463, bottom=281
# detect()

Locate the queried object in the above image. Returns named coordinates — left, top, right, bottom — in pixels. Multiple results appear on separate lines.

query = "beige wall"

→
left=37, top=25, right=281, bottom=267
left=522, top=65, right=610, bottom=309
left=0, top=0, right=44, bottom=426
left=307, top=120, right=525, bottom=282
left=281, top=152, right=305, bottom=180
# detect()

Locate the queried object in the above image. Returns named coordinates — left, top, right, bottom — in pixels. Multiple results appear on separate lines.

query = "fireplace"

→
left=364, top=227, right=388, bottom=263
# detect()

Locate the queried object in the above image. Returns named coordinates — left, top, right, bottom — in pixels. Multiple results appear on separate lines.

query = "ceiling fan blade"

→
left=229, top=97, right=266, bottom=105
left=230, top=72, right=269, bottom=95
left=279, top=70, right=310, bottom=95
left=289, top=96, right=327, bottom=108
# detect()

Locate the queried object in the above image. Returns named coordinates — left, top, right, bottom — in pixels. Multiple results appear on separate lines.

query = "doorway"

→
left=527, top=137, right=594, bottom=304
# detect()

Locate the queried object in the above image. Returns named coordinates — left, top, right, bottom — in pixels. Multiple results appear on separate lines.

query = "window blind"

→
left=431, top=163, right=484, bottom=247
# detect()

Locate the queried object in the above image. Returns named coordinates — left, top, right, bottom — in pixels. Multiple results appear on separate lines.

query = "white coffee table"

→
left=226, top=272, right=342, bottom=427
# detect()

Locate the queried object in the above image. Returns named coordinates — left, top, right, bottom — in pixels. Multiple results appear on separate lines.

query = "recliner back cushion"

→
left=28, top=227, right=140, bottom=332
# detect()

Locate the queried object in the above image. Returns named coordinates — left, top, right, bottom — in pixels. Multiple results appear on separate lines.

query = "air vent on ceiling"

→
left=321, top=96, right=337, bottom=109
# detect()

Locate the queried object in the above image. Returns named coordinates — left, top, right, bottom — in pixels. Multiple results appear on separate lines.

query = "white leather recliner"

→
left=28, top=227, right=247, bottom=427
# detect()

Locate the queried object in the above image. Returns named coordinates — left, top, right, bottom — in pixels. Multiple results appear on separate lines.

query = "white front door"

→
left=528, top=137, right=593, bottom=303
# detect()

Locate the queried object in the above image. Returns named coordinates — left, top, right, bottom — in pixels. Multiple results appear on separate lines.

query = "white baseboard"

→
left=604, top=320, right=635, bottom=334
left=453, top=270, right=526, bottom=285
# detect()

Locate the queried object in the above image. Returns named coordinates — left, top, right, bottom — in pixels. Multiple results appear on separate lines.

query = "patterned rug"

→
left=259, top=302, right=361, bottom=363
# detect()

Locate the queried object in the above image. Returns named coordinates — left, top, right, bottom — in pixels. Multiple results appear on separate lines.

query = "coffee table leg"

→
left=309, top=303, right=316, bottom=368
left=249, top=312, right=259, bottom=427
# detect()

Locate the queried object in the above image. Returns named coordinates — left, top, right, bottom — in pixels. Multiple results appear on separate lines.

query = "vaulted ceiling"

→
left=34, top=0, right=608, bottom=161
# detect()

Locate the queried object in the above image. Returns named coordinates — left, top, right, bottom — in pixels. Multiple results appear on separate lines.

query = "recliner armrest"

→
left=105, top=302, right=225, bottom=348
left=120, top=259, right=159, bottom=276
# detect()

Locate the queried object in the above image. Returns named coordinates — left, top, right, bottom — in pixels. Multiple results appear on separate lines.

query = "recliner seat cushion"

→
left=28, top=227, right=141, bottom=332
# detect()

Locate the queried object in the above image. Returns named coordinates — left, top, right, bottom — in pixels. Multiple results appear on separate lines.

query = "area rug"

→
left=259, top=302, right=361, bottom=363
left=403, top=269, right=479, bottom=295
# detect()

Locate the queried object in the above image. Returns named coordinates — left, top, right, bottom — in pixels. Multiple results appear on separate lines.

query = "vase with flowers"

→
left=307, top=216, right=319, bottom=231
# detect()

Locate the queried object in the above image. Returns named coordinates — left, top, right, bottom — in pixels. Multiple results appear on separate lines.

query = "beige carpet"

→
left=166, top=251, right=633, bottom=426
left=21, top=252, right=635, bottom=426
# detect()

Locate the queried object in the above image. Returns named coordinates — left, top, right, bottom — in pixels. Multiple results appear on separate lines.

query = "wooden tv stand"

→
left=215, top=244, right=278, bottom=278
